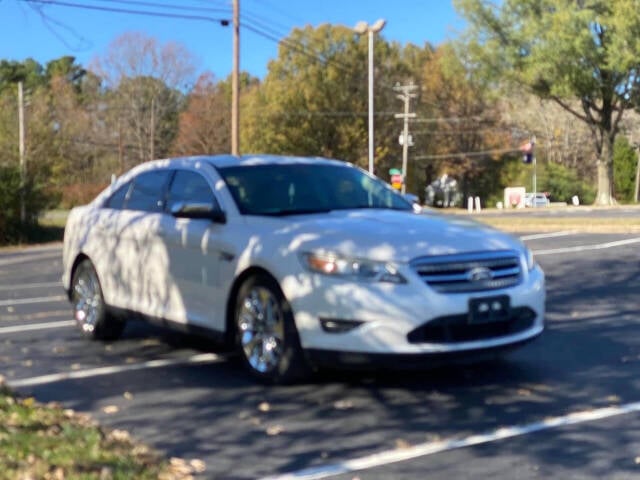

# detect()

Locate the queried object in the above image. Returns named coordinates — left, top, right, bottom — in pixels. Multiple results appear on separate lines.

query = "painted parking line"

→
left=0, top=295, right=67, bottom=307
left=8, top=353, right=222, bottom=388
left=263, top=401, right=640, bottom=480
left=533, top=237, right=640, bottom=256
left=0, top=320, right=75, bottom=335
left=0, top=281, right=61, bottom=291
left=520, top=231, right=574, bottom=241
left=0, top=251, right=61, bottom=267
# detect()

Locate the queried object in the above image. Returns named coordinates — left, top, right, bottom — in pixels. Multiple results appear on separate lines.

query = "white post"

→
left=467, top=196, right=473, bottom=213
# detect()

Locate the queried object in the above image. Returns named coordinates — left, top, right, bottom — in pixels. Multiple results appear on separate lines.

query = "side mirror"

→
left=170, top=201, right=227, bottom=224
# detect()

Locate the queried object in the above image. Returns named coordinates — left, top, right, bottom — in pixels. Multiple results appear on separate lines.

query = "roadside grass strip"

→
left=262, top=401, right=640, bottom=480
left=8, top=353, right=222, bottom=388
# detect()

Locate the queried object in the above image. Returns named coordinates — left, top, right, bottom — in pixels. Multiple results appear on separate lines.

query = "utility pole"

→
left=394, top=83, right=418, bottom=194
left=231, top=0, right=240, bottom=155
left=18, top=81, right=26, bottom=224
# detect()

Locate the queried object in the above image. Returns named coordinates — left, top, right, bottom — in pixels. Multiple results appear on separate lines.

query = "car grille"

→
left=410, top=251, right=522, bottom=293
left=407, top=307, right=536, bottom=344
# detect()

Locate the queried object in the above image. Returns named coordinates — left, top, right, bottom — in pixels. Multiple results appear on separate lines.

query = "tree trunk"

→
left=595, top=135, right=615, bottom=205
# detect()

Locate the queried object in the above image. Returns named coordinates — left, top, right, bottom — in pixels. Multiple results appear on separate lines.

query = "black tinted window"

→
left=105, top=181, right=131, bottom=210
left=218, top=164, right=412, bottom=216
left=167, top=170, right=216, bottom=208
left=126, top=170, right=171, bottom=212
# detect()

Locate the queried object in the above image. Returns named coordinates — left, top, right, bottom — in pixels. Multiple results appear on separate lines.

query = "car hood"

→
left=252, top=209, right=524, bottom=264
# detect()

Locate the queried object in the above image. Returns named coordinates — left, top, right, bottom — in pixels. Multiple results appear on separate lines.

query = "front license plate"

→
left=468, top=295, right=510, bottom=324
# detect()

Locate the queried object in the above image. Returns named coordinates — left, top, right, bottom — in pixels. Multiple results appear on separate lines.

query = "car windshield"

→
left=218, top=163, right=413, bottom=216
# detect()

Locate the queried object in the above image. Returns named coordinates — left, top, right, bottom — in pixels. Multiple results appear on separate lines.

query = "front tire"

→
left=71, top=259, right=125, bottom=341
left=234, top=273, right=310, bottom=384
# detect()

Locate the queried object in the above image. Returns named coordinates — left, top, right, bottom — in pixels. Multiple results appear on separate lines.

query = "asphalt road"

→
left=2, top=231, right=640, bottom=479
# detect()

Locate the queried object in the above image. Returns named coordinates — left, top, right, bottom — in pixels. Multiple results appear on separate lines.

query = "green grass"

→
left=0, top=385, right=196, bottom=480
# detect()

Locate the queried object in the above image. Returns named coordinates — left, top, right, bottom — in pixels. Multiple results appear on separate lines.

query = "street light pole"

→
left=354, top=19, right=386, bottom=175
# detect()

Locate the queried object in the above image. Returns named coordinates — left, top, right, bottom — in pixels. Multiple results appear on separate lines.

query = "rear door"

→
left=113, top=169, right=172, bottom=317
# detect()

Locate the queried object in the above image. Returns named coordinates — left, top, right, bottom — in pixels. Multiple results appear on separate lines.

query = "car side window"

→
left=167, top=170, right=217, bottom=209
left=126, top=170, right=172, bottom=213
left=104, top=181, right=132, bottom=210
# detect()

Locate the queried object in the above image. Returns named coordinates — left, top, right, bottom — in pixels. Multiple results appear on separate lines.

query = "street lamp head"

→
left=353, top=21, right=368, bottom=35
left=370, top=18, right=386, bottom=33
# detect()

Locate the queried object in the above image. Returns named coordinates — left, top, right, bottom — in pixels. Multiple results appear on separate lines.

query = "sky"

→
left=0, top=0, right=465, bottom=81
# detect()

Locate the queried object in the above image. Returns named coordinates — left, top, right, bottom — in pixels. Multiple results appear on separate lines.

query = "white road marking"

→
left=8, top=353, right=221, bottom=388
left=0, top=295, right=67, bottom=307
left=0, top=320, right=74, bottom=334
left=0, top=251, right=61, bottom=267
left=262, top=401, right=640, bottom=480
left=520, top=231, right=574, bottom=241
left=0, top=281, right=61, bottom=291
left=533, top=237, right=640, bottom=256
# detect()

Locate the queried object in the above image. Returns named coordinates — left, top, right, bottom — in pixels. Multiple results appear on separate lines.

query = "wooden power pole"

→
left=231, top=0, right=240, bottom=155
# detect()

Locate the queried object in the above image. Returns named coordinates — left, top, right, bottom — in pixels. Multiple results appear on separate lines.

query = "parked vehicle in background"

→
left=62, top=155, right=545, bottom=383
left=524, top=193, right=550, bottom=208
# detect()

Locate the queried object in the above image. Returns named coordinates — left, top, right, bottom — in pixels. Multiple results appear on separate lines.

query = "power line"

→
left=413, top=147, right=519, bottom=161
left=83, top=0, right=230, bottom=14
left=22, top=0, right=231, bottom=24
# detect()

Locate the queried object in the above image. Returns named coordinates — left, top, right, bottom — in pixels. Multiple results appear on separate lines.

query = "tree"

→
left=613, top=135, right=637, bottom=202
left=418, top=42, right=509, bottom=200
left=173, top=72, right=230, bottom=155
left=454, top=0, right=640, bottom=204
left=91, top=32, right=195, bottom=167
left=241, top=23, right=430, bottom=194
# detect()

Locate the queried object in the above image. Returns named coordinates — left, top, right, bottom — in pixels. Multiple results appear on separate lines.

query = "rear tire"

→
left=234, top=273, right=310, bottom=384
left=71, top=259, right=125, bottom=341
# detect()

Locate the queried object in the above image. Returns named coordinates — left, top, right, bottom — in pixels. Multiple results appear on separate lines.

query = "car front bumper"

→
left=284, top=264, right=545, bottom=357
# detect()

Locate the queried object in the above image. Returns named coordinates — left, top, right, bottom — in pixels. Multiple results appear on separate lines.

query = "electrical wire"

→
left=22, top=0, right=230, bottom=23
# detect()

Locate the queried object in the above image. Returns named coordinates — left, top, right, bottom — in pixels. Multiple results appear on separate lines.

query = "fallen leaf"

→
left=71, top=364, right=81, bottom=370
left=606, top=395, right=621, bottom=403
left=123, top=391, right=133, bottom=400
left=333, top=399, right=354, bottom=410
left=189, top=459, right=206, bottom=473
left=6, top=306, right=14, bottom=313
left=395, top=439, right=411, bottom=449
left=125, top=357, right=137, bottom=364
left=102, top=405, right=119, bottom=414
left=258, top=401, right=271, bottom=412
left=517, top=388, right=532, bottom=396
left=52, top=346, right=66, bottom=354
left=635, top=456, right=640, bottom=465
left=21, top=397, right=35, bottom=407
left=237, top=410, right=251, bottom=420
left=108, top=429, right=131, bottom=442
left=249, top=417, right=262, bottom=427
left=266, top=425, right=285, bottom=436
left=21, top=359, right=33, bottom=367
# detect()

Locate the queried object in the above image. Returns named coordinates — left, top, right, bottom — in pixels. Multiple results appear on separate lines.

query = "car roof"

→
left=162, top=154, right=353, bottom=169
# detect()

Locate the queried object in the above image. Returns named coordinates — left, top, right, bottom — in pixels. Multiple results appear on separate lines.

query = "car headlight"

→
left=524, top=247, right=535, bottom=271
left=300, top=252, right=406, bottom=284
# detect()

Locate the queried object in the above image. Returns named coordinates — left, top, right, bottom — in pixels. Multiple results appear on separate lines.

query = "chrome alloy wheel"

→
left=72, top=263, right=103, bottom=335
left=237, top=286, right=286, bottom=373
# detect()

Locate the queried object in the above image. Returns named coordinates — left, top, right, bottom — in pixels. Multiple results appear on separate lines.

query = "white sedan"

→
left=62, top=155, right=545, bottom=383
